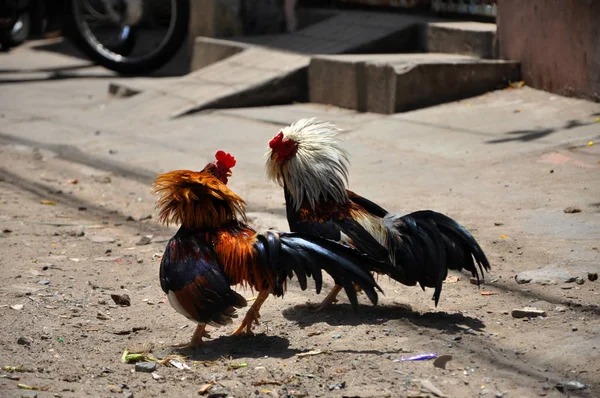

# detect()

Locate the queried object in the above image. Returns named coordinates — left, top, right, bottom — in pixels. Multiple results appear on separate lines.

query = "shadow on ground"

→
left=486, top=118, right=593, bottom=144
left=282, top=302, right=485, bottom=333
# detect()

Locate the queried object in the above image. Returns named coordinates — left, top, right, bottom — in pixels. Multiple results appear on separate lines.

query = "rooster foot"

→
left=174, top=324, right=211, bottom=349
left=305, top=299, right=338, bottom=313
left=232, top=307, right=261, bottom=336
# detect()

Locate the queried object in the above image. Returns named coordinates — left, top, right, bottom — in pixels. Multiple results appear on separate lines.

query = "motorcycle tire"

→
left=62, top=0, right=189, bottom=75
left=1, top=11, right=30, bottom=49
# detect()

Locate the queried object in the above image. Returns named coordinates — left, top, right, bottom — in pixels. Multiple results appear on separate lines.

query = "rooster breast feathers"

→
left=160, top=229, right=247, bottom=328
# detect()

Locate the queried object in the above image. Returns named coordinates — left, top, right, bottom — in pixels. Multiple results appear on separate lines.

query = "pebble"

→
left=511, top=307, right=547, bottom=318
left=554, top=306, right=567, bottom=312
left=110, top=293, right=131, bottom=307
left=135, top=362, right=157, bottom=373
left=515, top=267, right=575, bottom=285
left=123, top=391, right=134, bottom=398
left=332, top=334, right=342, bottom=339
left=575, top=277, right=585, bottom=285
left=17, top=336, right=32, bottom=346
left=555, top=380, right=586, bottom=392
left=89, top=235, right=116, bottom=244
left=38, top=280, right=50, bottom=285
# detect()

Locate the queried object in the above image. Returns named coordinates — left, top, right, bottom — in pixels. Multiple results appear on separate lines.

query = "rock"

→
left=575, top=277, right=585, bottom=285
left=588, top=272, right=598, bottom=282
left=151, top=372, right=162, bottom=380
left=515, top=267, right=576, bottom=285
left=135, top=362, right=157, bottom=373
left=511, top=307, right=547, bottom=318
left=21, top=392, right=37, bottom=398
left=123, top=392, right=134, bottom=398
left=17, top=336, right=32, bottom=346
left=136, top=236, right=152, bottom=246
left=110, top=293, right=131, bottom=306
left=563, top=206, right=582, bottom=213
left=555, top=380, right=586, bottom=392
left=420, top=379, right=447, bottom=397
left=554, top=306, right=567, bottom=312
left=38, top=280, right=50, bottom=285
left=433, top=354, right=453, bottom=369
left=89, top=235, right=116, bottom=244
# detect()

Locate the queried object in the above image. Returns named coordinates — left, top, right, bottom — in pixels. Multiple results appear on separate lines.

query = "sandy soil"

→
left=1, top=142, right=599, bottom=398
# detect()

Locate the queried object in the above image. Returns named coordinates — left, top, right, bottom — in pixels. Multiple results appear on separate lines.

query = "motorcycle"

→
left=0, top=0, right=190, bottom=74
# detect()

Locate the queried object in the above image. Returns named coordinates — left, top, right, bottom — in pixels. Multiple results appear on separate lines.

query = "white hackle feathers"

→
left=266, top=118, right=350, bottom=211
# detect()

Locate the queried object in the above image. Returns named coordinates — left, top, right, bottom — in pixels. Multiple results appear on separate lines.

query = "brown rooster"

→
left=266, top=119, right=491, bottom=310
left=154, top=150, right=392, bottom=347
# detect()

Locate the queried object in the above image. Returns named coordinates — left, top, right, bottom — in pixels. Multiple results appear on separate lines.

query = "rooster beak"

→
left=226, top=170, right=232, bottom=178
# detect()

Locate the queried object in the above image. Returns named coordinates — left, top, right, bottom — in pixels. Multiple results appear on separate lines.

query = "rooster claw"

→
left=232, top=308, right=261, bottom=335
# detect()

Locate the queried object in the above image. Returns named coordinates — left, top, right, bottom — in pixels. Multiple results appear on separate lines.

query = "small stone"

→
left=495, top=393, right=504, bottom=398
left=554, top=306, right=567, bottom=312
left=17, top=336, right=32, bottom=346
left=555, top=380, right=586, bottom=392
left=136, top=236, right=152, bottom=246
left=151, top=372, right=162, bottom=380
left=135, top=362, right=157, bottom=373
left=98, top=299, right=107, bottom=305
left=136, top=259, right=143, bottom=264
left=511, top=307, right=547, bottom=318
left=110, top=293, right=131, bottom=307
left=89, top=235, right=116, bottom=244
left=563, top=207, right=582, bottom=214
left=575, top=277, right=585, bottom=285
left=123, top=392, right=134, bottom=398
left=515, top=267, right=576, bottom=285
left=588, top=272, right=598, bottom=282
left=572, top=327, right=578, bottom=332
left=107, top=385, right=122, bottom=393
left=126, top=216, right=136, bottom=222
left=433, top=354, right=453, bottom=369
left=109, top=149, right=118, bottom=155
left=38, top=280, right=50, bottom=285
left=138, top=215, right=152, bottom=221
left=332, top=333, right=342, bottom=339
left=21, top=392, right=37, bottom=398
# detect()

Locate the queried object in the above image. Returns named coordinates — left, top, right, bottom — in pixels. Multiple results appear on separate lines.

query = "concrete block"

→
left=309, top=53, right=520, bottom=114
left=385, top=60, right=521, bottom=113
left=425, top=22, right=497, bottom=59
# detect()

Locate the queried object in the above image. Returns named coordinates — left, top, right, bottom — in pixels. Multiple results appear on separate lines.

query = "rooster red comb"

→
left=215, top=150, right=236, bottom=169
left=269, top=132, right=284, bottom=150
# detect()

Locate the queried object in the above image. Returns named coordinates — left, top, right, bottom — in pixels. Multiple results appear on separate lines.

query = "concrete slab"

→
left=309, top=53, right=520, bottom=114
left=424, top=21, right=497, bottom=59
left=108, top=10, right=430, bottom=119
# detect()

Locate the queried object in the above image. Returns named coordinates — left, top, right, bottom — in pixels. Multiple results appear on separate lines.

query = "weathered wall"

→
left=497, top=0, right=600, bottom=101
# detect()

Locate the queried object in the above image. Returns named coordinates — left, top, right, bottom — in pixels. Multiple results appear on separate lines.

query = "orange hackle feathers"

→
left=153, top=170, right=247, bottom=229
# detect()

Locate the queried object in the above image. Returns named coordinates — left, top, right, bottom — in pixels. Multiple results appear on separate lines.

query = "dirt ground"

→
left=1, top=132, right=599, bottom=398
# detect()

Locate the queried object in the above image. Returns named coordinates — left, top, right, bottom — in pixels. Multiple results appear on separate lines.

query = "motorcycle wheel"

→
left=1, top=11, right=30, bottom=49
left=62, top=0, right=189, bottom=75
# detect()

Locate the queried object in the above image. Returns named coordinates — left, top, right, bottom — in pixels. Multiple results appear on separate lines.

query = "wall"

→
left=497, top=0, right=600, bottom=101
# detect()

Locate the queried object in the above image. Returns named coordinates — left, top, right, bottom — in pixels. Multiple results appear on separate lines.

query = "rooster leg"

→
left=172, top=323, right=210, bottom=349
left=310, top=285, right=343, bottom=312
left=232, top=290, right=270, bottom=336
left=189, top=324, right=210, bottom=347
